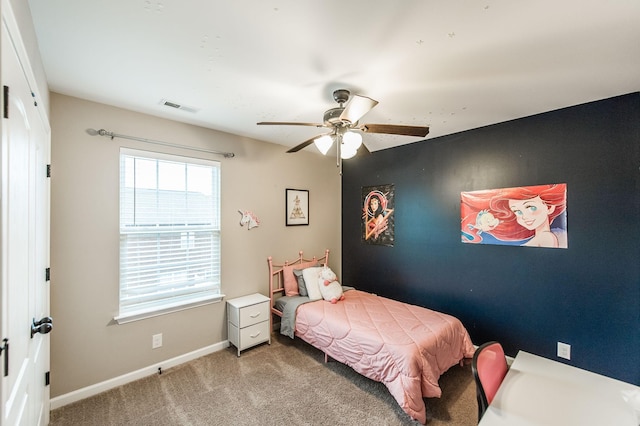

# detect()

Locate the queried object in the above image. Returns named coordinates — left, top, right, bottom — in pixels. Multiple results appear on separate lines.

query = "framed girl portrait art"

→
left=362, top=184, right=394, bottom=246
left=461, top=183, right=567, bottom=249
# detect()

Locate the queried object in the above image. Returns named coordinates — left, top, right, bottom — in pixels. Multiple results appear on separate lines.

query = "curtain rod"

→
left=86, top=128, right=235, bottom=158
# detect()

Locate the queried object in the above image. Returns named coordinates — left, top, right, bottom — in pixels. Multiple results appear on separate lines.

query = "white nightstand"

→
left=226, top=293, right=271, bottom=356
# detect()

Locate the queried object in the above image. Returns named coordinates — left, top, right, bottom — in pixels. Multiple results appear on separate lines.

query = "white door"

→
left=1, top=5, right=51, bottom=426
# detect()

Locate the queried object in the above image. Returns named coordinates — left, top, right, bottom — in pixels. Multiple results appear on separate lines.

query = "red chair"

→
left=472, top=341, right=509, bottom=422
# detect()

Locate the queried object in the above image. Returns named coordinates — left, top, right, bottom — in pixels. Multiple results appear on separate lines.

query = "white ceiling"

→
left=28, top=0, right=640, bottom=154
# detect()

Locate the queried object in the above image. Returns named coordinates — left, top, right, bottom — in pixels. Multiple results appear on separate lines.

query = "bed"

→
left=267, top=250, right=475, bottom=424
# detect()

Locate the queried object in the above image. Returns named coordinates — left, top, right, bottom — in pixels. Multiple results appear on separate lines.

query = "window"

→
left=116, top=148, right=222, bottom=323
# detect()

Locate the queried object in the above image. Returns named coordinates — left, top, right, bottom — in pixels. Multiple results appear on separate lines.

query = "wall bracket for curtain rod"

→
left=86, top=128, right=235, bottom=158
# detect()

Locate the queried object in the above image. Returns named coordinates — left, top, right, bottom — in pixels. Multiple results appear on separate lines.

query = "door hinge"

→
left=0, top=338, right=8, bottom=377
left=3, top=86, right=8, bottom=119
left=45, top=371, right=50, bottom=386
left=45, top=267, right=51, bottom=282
left=46, top=164, right=51, bottom=178
left=31, top=92, right=38, bottom=107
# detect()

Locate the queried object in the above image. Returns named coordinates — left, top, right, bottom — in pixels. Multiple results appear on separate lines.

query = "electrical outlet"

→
left=557, top=341, right=571, bottom=360
left=152, top=333, right=163, bottom=349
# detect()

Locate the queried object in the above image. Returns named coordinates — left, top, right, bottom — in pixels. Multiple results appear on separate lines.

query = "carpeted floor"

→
left=50, top=333, right=477, bottom=425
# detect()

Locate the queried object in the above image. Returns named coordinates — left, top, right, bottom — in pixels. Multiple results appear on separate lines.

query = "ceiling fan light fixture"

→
left=342, top=131, right=362, bottom=151
left=340, top=147, right=357, bottom=159
left=340, top=131, right=361, bottom=159
left=314, top=134, right=334, bottom=155
left=261, top=88, right=427, bottom=163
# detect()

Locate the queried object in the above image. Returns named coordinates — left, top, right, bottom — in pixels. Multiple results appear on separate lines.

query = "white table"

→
left=479, top=351, right=640, bottom=426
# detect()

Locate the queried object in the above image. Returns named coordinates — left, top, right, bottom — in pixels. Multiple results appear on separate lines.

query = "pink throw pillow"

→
left=283, top=261, right=319, bottom=296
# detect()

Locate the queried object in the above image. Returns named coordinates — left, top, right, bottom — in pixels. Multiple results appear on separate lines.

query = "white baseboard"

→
left=50, top=340, right=229, bottom=410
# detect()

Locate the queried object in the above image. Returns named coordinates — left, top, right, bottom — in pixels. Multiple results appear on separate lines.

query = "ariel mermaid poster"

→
left=362, top=184, right=394, bottom=246
left=461, top=183, right=567, bottom=248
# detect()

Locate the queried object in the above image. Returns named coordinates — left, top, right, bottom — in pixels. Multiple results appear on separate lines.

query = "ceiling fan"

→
left=257, top=89, right=430, bottom=159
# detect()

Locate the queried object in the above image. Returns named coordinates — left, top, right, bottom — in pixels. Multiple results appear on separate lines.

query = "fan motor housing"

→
left=332, top=89, right=350, bottom=104
left=323, top=107, right=345, bottom=125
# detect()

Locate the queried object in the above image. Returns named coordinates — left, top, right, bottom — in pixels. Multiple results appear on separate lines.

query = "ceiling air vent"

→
left=159, top=99, right=199, bottom=113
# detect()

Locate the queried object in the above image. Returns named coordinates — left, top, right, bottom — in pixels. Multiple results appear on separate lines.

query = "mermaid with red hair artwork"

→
left=461, top=183, right=567, bottom=248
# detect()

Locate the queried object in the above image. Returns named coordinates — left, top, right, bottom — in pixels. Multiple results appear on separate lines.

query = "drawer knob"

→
left=250, top=331, right=261, bottom=338
left=249, top=312, right=261, bottom=318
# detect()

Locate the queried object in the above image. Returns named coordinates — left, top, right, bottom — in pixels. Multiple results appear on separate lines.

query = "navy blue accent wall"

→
left=341, top=93, right=640, bottom=385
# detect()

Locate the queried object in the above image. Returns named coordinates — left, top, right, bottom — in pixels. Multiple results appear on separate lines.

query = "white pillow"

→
left=302, top=266, right=323, bottom=301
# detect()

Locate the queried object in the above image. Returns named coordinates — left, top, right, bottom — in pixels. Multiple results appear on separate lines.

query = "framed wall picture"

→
left=286, top=189, right=309, bottom=226
left=362, top=184, right=395, bottom=246
left=461, top=183, right=567, bottom=248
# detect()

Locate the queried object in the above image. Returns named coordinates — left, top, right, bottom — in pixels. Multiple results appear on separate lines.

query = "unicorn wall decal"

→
left=238, top=210, right=260, bottom=230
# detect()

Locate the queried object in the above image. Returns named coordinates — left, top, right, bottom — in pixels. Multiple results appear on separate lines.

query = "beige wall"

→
left=49, top=93, right=341, bottom=397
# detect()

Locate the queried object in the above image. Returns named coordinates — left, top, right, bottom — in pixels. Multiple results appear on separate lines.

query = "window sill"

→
left=114, top=294, right=225, bottom=324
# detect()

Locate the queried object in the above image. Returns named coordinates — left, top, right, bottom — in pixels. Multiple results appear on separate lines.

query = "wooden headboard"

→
left=267, top=249, right=329, bottom=329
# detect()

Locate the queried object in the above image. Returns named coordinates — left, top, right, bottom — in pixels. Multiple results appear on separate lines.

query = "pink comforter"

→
left=295, top=289, right=475, bottom=424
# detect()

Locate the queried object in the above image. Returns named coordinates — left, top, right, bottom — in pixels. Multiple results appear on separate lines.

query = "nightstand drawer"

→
left=238, top=300, right=269, bottom=327
left=227, top=293, right=271, bottom=356
left=238, top=320, right=270, bottom=349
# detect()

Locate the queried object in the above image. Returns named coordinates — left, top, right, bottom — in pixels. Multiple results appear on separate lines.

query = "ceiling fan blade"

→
left=359, top=123, right=430, bottom=137
left=257, top=121, right=325, bottom=127
left=339, top=95, right=379, bottom=124
left=286, top=132, right=331, bottom=153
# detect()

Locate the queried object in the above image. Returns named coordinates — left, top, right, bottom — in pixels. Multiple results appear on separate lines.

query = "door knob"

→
left=31, top=316, right=53, bottom=338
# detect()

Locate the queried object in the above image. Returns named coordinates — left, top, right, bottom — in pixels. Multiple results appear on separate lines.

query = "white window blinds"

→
left=118, top=148, right=221, bottom=321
